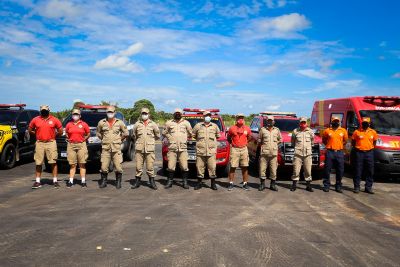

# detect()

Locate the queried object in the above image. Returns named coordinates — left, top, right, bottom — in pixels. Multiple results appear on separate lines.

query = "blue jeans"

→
left=323, top=150, right=344, bottom=188
left=353, top=150, right=374, bottom=190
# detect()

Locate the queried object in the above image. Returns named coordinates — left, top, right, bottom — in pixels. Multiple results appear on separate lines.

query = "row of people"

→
left=28, top=105, right=378, bottom=193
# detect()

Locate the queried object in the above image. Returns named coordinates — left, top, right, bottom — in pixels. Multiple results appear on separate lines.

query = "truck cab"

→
left=162, top=108, right=230, bottom=177
left=311, top=96, right=400, bottom=178
left=248, top=111, right=326, bottom=172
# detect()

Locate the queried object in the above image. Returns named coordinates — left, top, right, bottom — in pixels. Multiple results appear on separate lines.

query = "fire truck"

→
left=311, top=96, right=400, bottom=177
left=162, top=108, right=230, bottom=177
left=248, top=111, right=326, bottom=174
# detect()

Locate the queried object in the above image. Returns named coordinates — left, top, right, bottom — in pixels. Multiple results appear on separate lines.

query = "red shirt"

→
left=228, top=125, right=251, bottom=148
left=29, top=115, right=62, bottom=141
left=65, top=120, right=90, bottom=143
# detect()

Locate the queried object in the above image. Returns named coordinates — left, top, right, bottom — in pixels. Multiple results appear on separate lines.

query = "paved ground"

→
left=0, top=144, right=399, bottom=267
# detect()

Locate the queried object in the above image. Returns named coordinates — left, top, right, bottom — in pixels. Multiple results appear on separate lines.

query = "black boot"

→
left=99, top=172, right=108, bottom=188
left=270, top=180, right=278, bottom=191
left=165, top=171, right=174, bottom=189
left=131, top=176, right=141, bottom=189
left=149, top=176, right=157, bottom=190
left=182, top=171, right=189, bottom=189
left=194, top=178, right=202, bottom=190
left=290, top=180, right=297, bottom=191
left=335, top=184, right=343, bottom=193
left=210, top=177, right=218, bottom=190
left=116, top=172, right=122, bottom=189
left=306, top=181, right=314, bottom=192
left=258, top=178, right=265, bottom=191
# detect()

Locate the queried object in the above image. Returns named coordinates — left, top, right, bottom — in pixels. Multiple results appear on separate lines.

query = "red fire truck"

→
left=311, top=96, right=400, bottom=177
left=162, top=108, right=230, bottom=177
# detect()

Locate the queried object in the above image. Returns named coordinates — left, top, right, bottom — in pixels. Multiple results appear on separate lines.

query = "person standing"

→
left=65, top=109, right=90, bottom=188
left=227, top=114, right=251, bottom=191
left=29, top=105, right=63, bottom=189
left=192, top=111, right=220, bottom=190
left=258, top=115, right=282, bottom=191
left=131, top=108, right=160, bottom=190
left=351, top=117, right=378, bottom=194
left=290, top=117, right=314, bottom=192
left=321, top=116, right=348, bottom=193
left=163, top=108, right=193, bottom=189
left=97, top=106, right=129, bottom=189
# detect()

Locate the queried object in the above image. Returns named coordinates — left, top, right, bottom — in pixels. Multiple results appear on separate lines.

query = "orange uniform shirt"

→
left=352, top=128, right=378, bottom=151
left=29, top=115, right=62, bottom=141
left=322, top=127, right=348, bottom=150
left=228, top=125, right=251, bottom=148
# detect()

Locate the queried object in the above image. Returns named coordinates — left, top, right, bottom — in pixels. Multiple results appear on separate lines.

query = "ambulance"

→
left=311, top=96, right=400, bottom=177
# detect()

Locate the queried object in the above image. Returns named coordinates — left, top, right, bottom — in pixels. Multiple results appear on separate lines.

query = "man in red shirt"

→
left=28, top=105, right=63, bottom=189
left=65, top=109, right=90, bottom=188
left=227, top=113, right=252, bottom=190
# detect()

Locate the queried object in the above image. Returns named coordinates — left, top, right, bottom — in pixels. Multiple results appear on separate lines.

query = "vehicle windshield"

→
left=264, top=119, right=299, bottom=132
left=183, top=117, right=223, bottom=131
left=62, top=112, right=107, bottom=127
left=359, top=110, right=400, bottom=135
left=0, top=111, right=18, bottom=125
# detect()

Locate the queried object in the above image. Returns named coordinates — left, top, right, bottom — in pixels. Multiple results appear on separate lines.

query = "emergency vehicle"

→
left=162, top=108, right=230, bottom=177
left=0, top=104, right=39, bottom=169
left=55, top=104, right=135, bottom=169
left=311, top=96, right=400, bottom=177
left=248, top=111, right=326, bottom=173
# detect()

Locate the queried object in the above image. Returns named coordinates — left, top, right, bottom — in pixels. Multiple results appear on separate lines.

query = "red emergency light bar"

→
left=0, top=104, right=26, bottom=109
left=183, top=108, right=220, bottom=113
left=363, top=96, right=400, bottom=107
left=260, top=111, right=297, bottom=117
left=77, top=104, right=110, bottom=111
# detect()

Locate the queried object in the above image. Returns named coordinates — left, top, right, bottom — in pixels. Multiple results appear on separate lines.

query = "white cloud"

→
left=297, top=79, right=363, bottom=94
left=264, top=0, right=296, bottom=8
left=265, top=104, right=281, bottom=110
left=94, top=42, right=144, bottom=72
left=238, top=13, right=311, bottom=40
left=198, top=1, right=214, bottom=14
left=392, top=72, right=400, bottom=78
left=36, top=0, right=81, bottom=19
left=297, top=69, right=327, bottom=79
left=215, top=81, right=236, bottom=88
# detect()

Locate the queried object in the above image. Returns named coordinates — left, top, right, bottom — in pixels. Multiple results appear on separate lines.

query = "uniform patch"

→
left=78, top=124, right=83, bottom=128
left=49, top=121, right=53, bottom=125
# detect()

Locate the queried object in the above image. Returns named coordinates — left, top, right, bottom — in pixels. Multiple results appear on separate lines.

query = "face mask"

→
left=331, top=122, right=339, bottom=128
left=142, top=114, right=149, bottom=121
left=204, top=116, right=211, bottom=123
left=362, top=122, right=369, bottom=129
left=237, top=119, right=244, bottom=126
left=174, top=114, right=182, bottom=120
left=300, top=122, right=307, bottom=129
left=267, top=121, right=274, bottom=127
left=107, top=112, right=115, bottom=119
left=72, top=115, right=80, bottom=121
left=40, top=110, right=49, bottom=117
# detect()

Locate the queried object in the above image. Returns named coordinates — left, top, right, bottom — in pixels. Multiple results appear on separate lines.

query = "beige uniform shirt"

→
left=291, top=127, right=314, bottom=156
left=96, top=119, right=129, bottom=152
left=133, top=120, right=160, bottom=153
left=259, top=126, right=282, bottom=156
left=192, top=122, right=221, bottom=156
left=163, top=119, right=193, bottom=152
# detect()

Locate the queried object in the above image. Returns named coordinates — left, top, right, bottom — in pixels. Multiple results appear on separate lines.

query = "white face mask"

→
left=204, top=116, right=211, bottom=123
left=142, top=114, right=149, bottom=121
left=72, top=115, right=80, bottom=121
left=107, top=112, right=115, bottom=119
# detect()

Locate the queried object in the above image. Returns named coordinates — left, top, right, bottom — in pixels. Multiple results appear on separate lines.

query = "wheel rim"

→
left=5, top=146, right=16, bottom=165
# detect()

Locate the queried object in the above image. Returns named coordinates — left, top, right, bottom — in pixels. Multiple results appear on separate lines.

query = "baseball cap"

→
left=299, top=117, right=307, bottom=122
left=141, top=107, right=150, bottom=114
left=203, top=110, right=211, bottom=116
left=72, top=109, right=81, bottom=115
left=174, top=108, right=183, bottom=114
left=106, top=106, right=116, bottom=113
left=362, top=117, right=371, bottom=123
left=331, top=116, right=340, bottom=122
left=236, top=113, right=245, bottom=118
left=266, top=115, right=274, bottom=121
left=40, top=105, right=50, bottom=111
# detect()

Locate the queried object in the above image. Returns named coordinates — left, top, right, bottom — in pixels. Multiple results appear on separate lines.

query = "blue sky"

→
left=0, top=0, right=399, bottom=116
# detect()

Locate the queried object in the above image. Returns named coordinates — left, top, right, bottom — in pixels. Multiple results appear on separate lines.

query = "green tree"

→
left=130, top=99, right=157, bottom=123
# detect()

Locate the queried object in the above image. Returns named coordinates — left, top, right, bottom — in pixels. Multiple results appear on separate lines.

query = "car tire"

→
left=0, top=142, right=17, bottom=169
left=217, top=163, right=230, bottom=178
left=124, top=142, right=134, bottom=161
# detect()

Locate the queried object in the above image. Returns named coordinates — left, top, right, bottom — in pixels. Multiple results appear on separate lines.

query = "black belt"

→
left=328, top=149, right=342, bottom=152
left=355, top=149, right=373, bottom=153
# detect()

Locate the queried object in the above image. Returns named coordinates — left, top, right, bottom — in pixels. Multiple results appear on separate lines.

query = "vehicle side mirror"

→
left=18, top=121, right=27, bottom=127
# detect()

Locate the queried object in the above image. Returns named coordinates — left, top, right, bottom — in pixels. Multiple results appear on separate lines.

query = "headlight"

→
left=88, top=136, right=101, bottom=144
left=218, top=141, right=228, bottom=149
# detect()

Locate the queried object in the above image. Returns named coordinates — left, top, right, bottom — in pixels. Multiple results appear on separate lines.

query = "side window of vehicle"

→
left=115, top=112, right=124, bottom=121
left=256, top=117, right=261, bottom=129
left=17, top=111, right=30, bottom=127
left=250, top=118, right=259, bottom=132
left=346, top=111, right=358, bottom=135
left=29, top=111, right=40, bottom=121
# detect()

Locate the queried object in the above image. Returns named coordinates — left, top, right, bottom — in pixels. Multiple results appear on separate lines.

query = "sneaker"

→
left=365, top=188, right=374, bottom=194
left=228, top=183, right=234, bottom=191
left=335, top=187, right=343, bottom=193
left=32, top=182, right=42, bottom=189
left=54, top=182, right=60, bottom=188
left=353, top=187, right=360, bottom=194
left=322, top=187, right=329, bottom=192
left=81, top=182, right=87, bottom=188
left=243, top=183, right=250, bottom=190
left=67, top=181, right=73, bottom=188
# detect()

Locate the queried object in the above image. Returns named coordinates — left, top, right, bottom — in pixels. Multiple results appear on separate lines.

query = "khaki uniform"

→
left=34, top=140, right=58, bottom=165
left=67, top=142, right=88, bottom=165
left=259, top=126, right=282, bottom=180
left=133, top=120, right=160, bottom=178
left=192, top=122, right=220, bottom=178
left=97, top=119, right=129, bottom=173
left=291, top=127, right=314, bottom=181
left=162, top=119, right=193, bottom=172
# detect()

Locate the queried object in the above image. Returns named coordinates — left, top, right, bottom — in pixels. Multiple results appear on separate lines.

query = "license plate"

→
left=61, top=152, right=67, bottom=158
left=188, top=154, right=196, bottom=160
